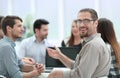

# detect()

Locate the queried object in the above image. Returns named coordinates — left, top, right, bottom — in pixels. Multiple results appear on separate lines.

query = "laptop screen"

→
left=45, top=47, right=80, bottom=67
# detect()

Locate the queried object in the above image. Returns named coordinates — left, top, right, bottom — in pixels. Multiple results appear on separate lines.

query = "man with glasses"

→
left=47, top=8, right=110, bottom=78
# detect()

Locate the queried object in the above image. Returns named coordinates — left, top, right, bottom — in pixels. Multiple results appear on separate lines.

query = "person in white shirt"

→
left=18, top=19, right=54, bottom=65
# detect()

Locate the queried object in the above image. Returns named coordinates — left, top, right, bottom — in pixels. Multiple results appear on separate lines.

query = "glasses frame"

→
left=76, top=19, right=95, bottom=25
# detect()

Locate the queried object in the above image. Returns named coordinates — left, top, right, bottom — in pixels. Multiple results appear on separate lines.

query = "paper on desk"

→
left=53, top=68, right=70, bottom=71
left=34, top=73, right=49, bottom=78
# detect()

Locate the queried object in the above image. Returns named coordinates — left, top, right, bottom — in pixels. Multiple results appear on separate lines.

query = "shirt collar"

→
left=32, top=35, right=45, bottom=43
left=84, top=33, right=101, bottom=43
left=3, top=36, right=16, bottom=47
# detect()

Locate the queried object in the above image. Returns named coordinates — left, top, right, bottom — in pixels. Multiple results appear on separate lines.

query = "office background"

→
left=0, top=0, right=120, bottom=46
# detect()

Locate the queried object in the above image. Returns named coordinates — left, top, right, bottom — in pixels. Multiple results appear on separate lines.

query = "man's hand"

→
left=46, top=46, right=62, bottom=59
left=22, top=57, right=35, bottom=65
left=34, top=64, right=44, bottom=73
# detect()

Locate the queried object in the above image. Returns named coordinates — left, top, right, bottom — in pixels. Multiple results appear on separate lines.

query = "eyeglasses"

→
left=76, top=19, right=94, bottom=25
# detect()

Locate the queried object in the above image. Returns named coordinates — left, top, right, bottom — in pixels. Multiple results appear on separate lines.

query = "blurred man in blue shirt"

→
left=0, top=16, right=44, bottom=78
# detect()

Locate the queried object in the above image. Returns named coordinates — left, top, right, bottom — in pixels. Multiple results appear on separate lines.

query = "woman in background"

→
left=61, top=20, right=83, bottom=51
left=97, top=18, right=120, bottom=77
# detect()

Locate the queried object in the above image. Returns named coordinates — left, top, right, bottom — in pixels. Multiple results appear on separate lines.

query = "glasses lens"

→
left=83, top=19, right=91, bottom=24
left=77, top=19, right=93, bottom=25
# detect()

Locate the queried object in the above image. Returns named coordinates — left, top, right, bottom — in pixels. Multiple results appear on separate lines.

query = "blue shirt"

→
left=17, top=35, right=54, bottom=64
left=0, top=36, right=23, bottom=78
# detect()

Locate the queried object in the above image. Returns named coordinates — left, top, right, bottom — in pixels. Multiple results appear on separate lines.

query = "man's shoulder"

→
left=84, top=37, right=106, bottom=49
left=44, top=39, right=55, bottom=47
left=0, top=40, right=12, bottom=55
left=0, top=39, right=10, bottom=47
left=89, top=36, right=104, bottom=45
left=21, top=36, right=34, bottom=43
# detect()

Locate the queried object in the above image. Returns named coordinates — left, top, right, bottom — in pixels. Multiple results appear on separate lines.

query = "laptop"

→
left=45, top=47, right=80, bottom=73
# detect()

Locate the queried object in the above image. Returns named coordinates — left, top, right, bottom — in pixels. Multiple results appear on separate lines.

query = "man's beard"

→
left=41, top=35, right=47, bottom=40
left=80, top=32, right=88, bottom=38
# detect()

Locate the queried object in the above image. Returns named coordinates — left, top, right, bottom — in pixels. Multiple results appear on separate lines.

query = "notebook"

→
left=45, top=47, right=80, bottom=73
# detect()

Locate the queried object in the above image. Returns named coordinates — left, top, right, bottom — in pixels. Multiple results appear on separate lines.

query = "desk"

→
left=35, top=68, right=108, bottom=78
left=35, top=73, right=49, bottom=78
left=35, top=68, right=70, bottom=78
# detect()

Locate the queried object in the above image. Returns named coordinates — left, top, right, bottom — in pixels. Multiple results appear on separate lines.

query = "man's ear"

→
left=6, top=26, right=12, bottom=32
left=94, top=20, right=98, bottom=28
left=35, top=29, right=39, bottom=33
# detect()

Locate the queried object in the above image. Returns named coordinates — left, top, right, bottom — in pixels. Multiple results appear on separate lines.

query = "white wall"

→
left=0, top=0, right=120, bottom=45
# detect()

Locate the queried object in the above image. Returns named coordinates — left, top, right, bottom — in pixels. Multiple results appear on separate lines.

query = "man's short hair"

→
left=1, top=16, right=22, bottom=35
left=33, top=19, right=49, bottom=33
left=79, top=8, right=98, bottom=20
left=0, top=16, right=4, bottom=29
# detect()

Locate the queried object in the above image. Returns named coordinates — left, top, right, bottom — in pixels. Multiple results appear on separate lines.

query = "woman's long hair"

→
left=67, top=20, right=77, bottom=46
left=97, top=18, right=120, bottom=68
